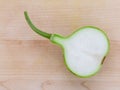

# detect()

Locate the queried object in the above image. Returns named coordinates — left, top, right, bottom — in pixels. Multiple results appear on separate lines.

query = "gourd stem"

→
left=24, top=11, right=52, bottom=39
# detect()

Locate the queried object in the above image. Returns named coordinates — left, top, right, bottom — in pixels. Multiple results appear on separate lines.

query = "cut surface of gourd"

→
left=51, top=27, right=109, bottom=77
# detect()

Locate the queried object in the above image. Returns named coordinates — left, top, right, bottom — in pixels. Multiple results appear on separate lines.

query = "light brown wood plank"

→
left=0, top=0, right=120, bottom=90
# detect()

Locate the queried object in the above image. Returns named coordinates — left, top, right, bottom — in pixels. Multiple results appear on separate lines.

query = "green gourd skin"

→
left=24, top=11, right=110, bottom=78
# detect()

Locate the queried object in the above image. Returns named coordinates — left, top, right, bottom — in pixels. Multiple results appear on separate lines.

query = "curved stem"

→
left=24, top=11, right=52, bottom=39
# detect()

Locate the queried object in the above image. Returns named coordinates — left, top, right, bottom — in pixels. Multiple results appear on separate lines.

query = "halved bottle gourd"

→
left=24, top=11, right=110, bottom=78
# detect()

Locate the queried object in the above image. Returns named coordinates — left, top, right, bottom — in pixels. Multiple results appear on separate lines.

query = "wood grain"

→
left=0, top=0, right=120, bottom=90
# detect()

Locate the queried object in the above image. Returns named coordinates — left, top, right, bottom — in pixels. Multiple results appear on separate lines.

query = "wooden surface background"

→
left=0, top=0, right=120, bottom=90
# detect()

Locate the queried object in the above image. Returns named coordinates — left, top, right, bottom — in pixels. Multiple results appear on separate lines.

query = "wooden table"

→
left=0, top=0, right=120, bottom=90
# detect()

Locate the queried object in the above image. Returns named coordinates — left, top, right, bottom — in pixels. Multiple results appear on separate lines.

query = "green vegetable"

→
left=24, top=11, right=110, bottom=78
